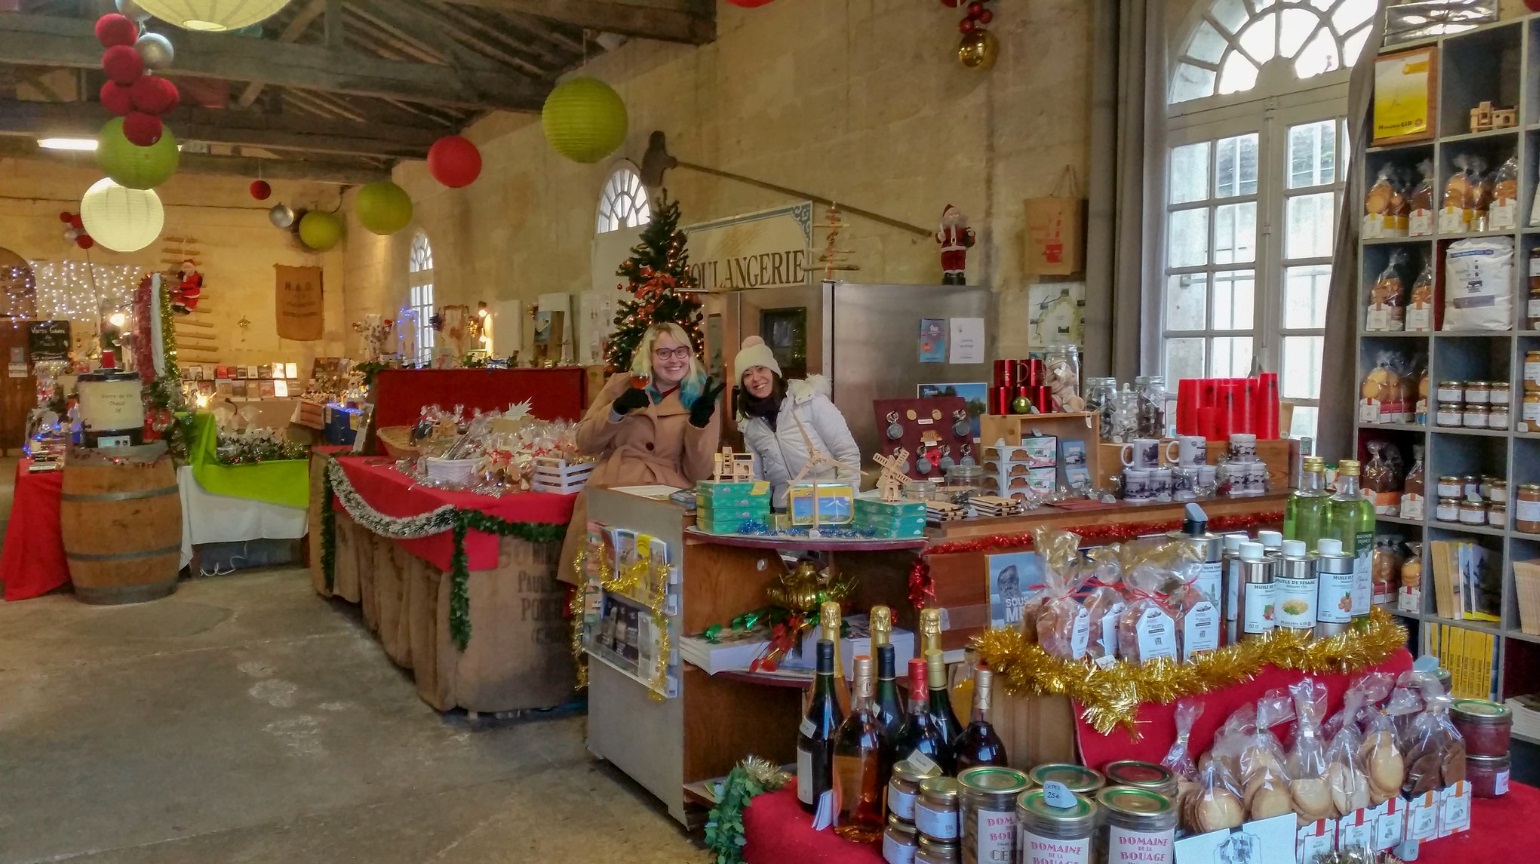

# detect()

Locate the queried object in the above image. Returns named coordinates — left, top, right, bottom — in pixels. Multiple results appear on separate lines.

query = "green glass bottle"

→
left=1285, top=455, right=1330, bottom=549
left=1326, top=459, right=1377, bottom=629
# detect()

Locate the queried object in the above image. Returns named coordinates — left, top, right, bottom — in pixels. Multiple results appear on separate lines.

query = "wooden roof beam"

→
left=236, top=0, right=328, bottom=108
left=0, top=137, right=389, bottom=184
left=444, top=0, right=714, bottom=45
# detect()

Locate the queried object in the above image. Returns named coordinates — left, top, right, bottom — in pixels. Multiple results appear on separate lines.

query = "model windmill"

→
left=873, top=448, right=915, bottom=503
left=817, top=204, right=860, bottom=281
left=791, top=413, right=854, bottom=535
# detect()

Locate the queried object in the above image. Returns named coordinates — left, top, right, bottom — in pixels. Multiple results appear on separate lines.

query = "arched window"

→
left=1159, top=0, right=1377, bottom=441
left=408, top=231, right=434, bottom=365
left=596, top=164, right=651, bottom=234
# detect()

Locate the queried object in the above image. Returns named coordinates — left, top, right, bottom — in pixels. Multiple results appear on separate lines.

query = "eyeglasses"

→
left=653, top=346, right=692, bottom=361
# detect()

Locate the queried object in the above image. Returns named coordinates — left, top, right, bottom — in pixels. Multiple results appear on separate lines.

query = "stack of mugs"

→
left=1217, top=433, right=1269, bottom=497
left=1121, top=435, right=1216, bottom=503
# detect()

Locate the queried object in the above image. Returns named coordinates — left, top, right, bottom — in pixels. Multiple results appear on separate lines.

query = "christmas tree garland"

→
left=321, top=459, right=566, bottom=649
left=705, top=756, right=791, bottom=864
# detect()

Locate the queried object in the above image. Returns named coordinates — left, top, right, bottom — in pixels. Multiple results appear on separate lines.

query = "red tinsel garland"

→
left=907, top=510, right=1285, bottom=610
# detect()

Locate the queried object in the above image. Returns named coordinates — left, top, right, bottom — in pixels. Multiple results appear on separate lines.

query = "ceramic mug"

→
left=1229, top=433, right=1258, bottom=462
left=1246, top=461, right=1269, bottom=494
left=1172, top=466, right=1198, bottom=497
left=1120, top=438, right=1162, bottom=470
left=1163, top=434, right=1208, bottom=468
left=1150, top=467, right=1173, bottom=500
left=1123, top=468, right=1153, bottom=502
left=1197, top=465, right=1218, bottom=496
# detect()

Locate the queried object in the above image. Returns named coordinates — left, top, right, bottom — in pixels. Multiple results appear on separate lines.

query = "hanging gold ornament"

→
left=958, top=30, right=999, bottom=70
left=765, top=560, right=854, bottom=613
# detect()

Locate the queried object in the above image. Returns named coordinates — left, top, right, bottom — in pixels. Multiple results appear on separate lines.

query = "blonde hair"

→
left=631, top=323, right=709, bottom=408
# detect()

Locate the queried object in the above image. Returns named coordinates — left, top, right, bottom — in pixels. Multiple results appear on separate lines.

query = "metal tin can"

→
left=1274, top=542, right=1318, bottom=634
left=916, top=777, right=961, bottom=842
left=1314, top=540, right=1356, bottom=637
left=1235, top=543, right=1278, bottom=641
left=891, top=758, right=944, bottom=821
left=886, top=818, right=920, bottom=864
left=958, top=767, right=1032, bottom=864
left=1101, top=761, right=1179, bottom=798
left=1028, top=764, right=1105, bottom=797
left=917, top=835, right=960, bottom=864
left=1016, top=789, right=1098, bottom=864
left=1096, top=787, right=1177, bottom=864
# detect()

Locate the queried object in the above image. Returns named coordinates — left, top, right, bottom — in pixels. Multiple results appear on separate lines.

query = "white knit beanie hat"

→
left=733, top=335, right=781, bottom=380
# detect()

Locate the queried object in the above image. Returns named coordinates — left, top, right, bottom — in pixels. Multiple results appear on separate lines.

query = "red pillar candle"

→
left=1198, top=406, right=1219, bottom=441
left=1256, top=372, right=1280, bottom=439
left=1177, top=379, right=1200, bottom=435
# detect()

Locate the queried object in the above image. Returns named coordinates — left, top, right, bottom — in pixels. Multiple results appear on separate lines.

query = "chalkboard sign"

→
left=28, top=320, right=70, bottom=364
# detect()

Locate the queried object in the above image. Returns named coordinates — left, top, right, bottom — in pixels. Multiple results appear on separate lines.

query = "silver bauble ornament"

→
left=64, top=228, right=81, bottom=242
left=116, top=0, right=152, bottom=23
left=269, top=204, right=296, bottom=229
left=135, top=33, right=175, bottom=71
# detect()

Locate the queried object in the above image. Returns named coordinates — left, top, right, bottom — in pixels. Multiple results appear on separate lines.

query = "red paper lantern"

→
left=250, top=180, right=272, bottom=200
left=101, top=45, right=144, bottom=85
left=58, top=211, right=72, bottom=223
left=725, top=0, right=775, bottom=5
left=426, top=135, right=482, bottom=188
left=94, top=13, right=138, bottom=49
left=76, top=235, right=95, bottom=250
left=69, top=214, right=85, bottom=230
left=122, top=111, right=163, bottom=146
left=130, top=76, right=178, bottom=115
left=100, top=81, right=134, bottom=116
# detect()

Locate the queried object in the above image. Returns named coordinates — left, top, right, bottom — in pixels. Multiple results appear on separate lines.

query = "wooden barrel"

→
left=61, top=442, right=182, bottom=604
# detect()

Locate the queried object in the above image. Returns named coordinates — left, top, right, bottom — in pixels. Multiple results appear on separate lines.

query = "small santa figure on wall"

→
left=936, top=204, right=975, bottom=285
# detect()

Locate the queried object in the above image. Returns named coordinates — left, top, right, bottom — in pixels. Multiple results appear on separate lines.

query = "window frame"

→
left=407, top=231, right=434, bottom=366
left=596, top=162, right=651, bottom=235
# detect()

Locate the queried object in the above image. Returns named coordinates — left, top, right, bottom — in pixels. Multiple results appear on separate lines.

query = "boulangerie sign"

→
left=275, top=265, right=324, bottom=341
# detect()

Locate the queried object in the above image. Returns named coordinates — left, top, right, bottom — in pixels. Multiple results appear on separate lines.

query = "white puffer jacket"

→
left=740, top=376, right=862, bottom=508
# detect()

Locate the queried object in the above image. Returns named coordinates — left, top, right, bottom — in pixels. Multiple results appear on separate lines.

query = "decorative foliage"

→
left=705, top=756, right=791, bottom=864
left=605, top=193, right=704, bottom=374
left=215, top=429, right=308, bottom=464
left=976, top=607, right=1408, bottom=736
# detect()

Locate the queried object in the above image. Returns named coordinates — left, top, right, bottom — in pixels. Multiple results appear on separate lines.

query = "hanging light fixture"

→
left=80, top=178, right=165, bottom=252
left=134, top=0, right=292, bottom=32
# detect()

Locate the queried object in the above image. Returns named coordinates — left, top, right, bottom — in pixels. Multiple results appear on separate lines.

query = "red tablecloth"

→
left=334, top=456, right=575, bottom=572
left=0, top=459, right=69, bottom=602
left=370, top=368, right=589, bottom=428
left=1076, top=648, right=1416, bottom=769
left=743, top=782, right=1539, bottom=864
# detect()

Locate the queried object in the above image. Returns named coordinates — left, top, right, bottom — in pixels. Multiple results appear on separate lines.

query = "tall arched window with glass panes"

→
left=596, top=164, right=651, bottom=234
left=408, top=231, right=434, bottom=365
left=1160, top=0, right=1377, bottom=440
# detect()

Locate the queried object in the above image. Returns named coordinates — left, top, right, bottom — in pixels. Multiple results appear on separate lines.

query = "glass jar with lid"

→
left=1527, top=392, right=1540, bottom=432
left=915, top=835, right=958, bottom=864
left=1102, top=761, right=1179, bottom=798
left=945, top=463, right=986, bottom=494
left=1437, top=476, right=1464, bottom=499
left=1134, top=375, right=1166, bottom=439
left=1085, top=377, right=1117, bottom=441
left=889, top=758, right=942, bottom=822
left=1028, top=764, right=1106, bottom=797
left=1016, top=789, right=1098, bottom=864
left=1459, top=500, right=1488, bottom=525
left=1436, top=402, right=1464, bottom=427
left=1437, top=381, right=1466, bottom=403
left=1518, top=484, right=1540, bottom=534
left=1527, top=352, right=1540, bottom=392
left=1462, top=475, right=1481, bottom=499
left=1096, top=787, right=1177, bottom=864
left=915, top=777, right=960, bottom=842
left=1463, top=404, right=1490, bottom=428
left=1490, top=400, right=1511, bottom=430
left=1491, top=381, right=1513, bottom=409
left=885, top=817, right=919, bottom=864
left=1452, top=699, right=1513, bottom=757
left=1435, top=497, right=1461, bottom=523
left=1465, top=381, right=1491, bottom=404
left=958, top=767, right=1031, bottom=864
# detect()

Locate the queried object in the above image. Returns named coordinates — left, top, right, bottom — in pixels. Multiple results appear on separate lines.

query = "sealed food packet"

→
left=1116, top=539, right=1199, bottom=663
left=1490, top=155, right=1520, bottom=230
left=1366, top=249, right=1410, bottom=331
left=1207, top=702, right=1257, bottom=783
left=1359, top=684, right=1419, bottom=805
left=1161, top=699, right=1206, bottom=782
left=1181, top=758, right=1246, bottom=835
left=1326, top=671, right=1394, bottom=742
left=1407, top=261, right=1435, bottom=331
left=1408, top=159, right=1436, bottom=236
left=1363, top=166, right=1400, bottom=239
left=1080, top=545, right=1125, bottom=660
left=1238, top=691, right=1296, bottom=821
left=1288, top=678, right=1335, bottom=825
left=1171, top=580, right=1221, bottom=662
left=1322, top=673, right=1390, bottom=817
left=1399, top=671, right=1467, bottom=795
left=1030, top=527, right=1094, bottom=660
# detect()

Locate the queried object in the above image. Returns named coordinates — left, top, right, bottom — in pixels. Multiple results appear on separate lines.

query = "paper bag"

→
left=1024, top=168, right=1086, bottom=276
left=275, top=265, right=324, bottom=341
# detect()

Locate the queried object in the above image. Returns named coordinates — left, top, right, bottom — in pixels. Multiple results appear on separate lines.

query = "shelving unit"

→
left=1355, top=15, right=1540, bottom=706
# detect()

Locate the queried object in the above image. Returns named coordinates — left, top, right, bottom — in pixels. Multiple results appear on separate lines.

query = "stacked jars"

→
left=1527, top=352, right=1540, bottom=432
left=957, top=767, right=1031, bottom=864
left=1433, top=474, right=1507, bottom=528
left=913, top=778, right=961, bottom=864
left=1434, top=380, right=1512, bottom=429
left=887, top=760, right=942, bottom=864
left=1452, top=699, right=1513, bottom=798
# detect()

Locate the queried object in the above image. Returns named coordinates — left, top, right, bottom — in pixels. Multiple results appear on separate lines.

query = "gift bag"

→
left=1024, top=168, right=1085, bottom=277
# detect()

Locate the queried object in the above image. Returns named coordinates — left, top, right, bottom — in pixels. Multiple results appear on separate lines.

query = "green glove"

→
left=690, top=378, right=726, bottom=428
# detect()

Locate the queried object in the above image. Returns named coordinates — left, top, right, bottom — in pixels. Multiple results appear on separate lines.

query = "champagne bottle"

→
left=820, top=601, right=852, bottom=717
left=1285, top=456, right=1329, bottom=549
left=833, top=655, right=890, bottom=841
left=953, top=663, right=1008, bottom=771
left=870, top=606, right=905, bottom=742
left=919, top=607, right=943, bottom=657
left=1326, top=459, right=1376, bottom=629
left=925, top=649, right=964, bottom=759
left=893, top=657, right=952, bottom=772
left=797, top=640, right=844, bottom=815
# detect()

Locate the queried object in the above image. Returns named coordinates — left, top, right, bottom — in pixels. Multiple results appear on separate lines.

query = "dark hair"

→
left=734, top=371, right=787, bottom=418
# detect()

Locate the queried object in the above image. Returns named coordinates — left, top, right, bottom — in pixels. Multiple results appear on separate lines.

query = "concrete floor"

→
left=0, top=569, right=705, bottom=864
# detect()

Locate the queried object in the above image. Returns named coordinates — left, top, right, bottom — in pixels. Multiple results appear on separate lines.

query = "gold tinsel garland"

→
left=974, top=606, right=1409, bottom=736
left=568, top=541, right=672, bottom=701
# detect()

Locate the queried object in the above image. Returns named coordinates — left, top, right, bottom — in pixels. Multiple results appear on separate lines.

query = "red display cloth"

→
left=370, top=368, right=589, bottom=429
left=1075, top=648, right=1415, bottom=769
left=741, top=783, right=1540, bottom=864
left=0, top=459, right=69, bottom=601
left=334, top=456, right=575, bottom=571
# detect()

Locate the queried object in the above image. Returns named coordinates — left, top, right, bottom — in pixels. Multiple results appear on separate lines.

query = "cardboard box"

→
left=788, top=482, right=855, bottom=526
left=788, top=613, right=915, bottom=678
left=854, top=496, right=926, bottom=520
left=696, top=480, right=771, bottom=510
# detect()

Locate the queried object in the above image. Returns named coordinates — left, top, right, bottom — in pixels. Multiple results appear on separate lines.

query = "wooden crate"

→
left=531, top=457, right=595, bottom=494
left=1094, top=438, right=1294, bottom=490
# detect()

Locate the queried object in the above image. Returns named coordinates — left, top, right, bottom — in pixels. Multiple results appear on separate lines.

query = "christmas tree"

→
left=605, top=193, right=704, bottom=374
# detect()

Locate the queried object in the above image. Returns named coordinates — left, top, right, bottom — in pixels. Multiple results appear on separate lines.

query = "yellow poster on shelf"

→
left=1373, top=46, right=1437, bottom=145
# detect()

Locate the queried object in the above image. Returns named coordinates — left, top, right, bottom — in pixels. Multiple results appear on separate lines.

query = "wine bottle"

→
left=870, top=606, right=905, bottom=742
left=820, top=601, right=852, bottom=717
left=954, top=664, right=1008, bottom=771
left=893, top=657, right=952, bottom=772
left=797, top=640, right=844, bottom=815
left=925, top=649, right=964, bottom=758
left=833, top=655, right=890, bottom=841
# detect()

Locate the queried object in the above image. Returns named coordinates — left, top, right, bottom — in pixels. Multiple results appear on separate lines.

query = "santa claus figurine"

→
left=936, top=204, right=975, bottom=285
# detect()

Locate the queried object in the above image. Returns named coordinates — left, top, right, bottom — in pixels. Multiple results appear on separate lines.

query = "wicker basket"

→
left=1514, top=560, right=1540, bottom=636
left=376, top=426, right=419, bottom=460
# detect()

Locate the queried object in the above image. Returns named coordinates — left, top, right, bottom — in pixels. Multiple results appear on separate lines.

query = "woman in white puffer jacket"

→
left=733, top=336, right=862, bottom=509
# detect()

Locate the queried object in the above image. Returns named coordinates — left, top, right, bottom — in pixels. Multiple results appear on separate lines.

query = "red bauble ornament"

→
left=959, top=17, right=978, bottom=34
left=939, top=0, right=960, bottom=6
left=724, top=0, right=775, bottom=6
left=978, top=9, right=993, bottom=24
left=250, top=180, right=272, bottom=200
left=130, top=76, right=178, bottom=115
left=95, top=13, right=138, bottom=49
left=122, top=112, right=163, bottom=146
left=76, top=235, right=95, bottom=250
left=967, top=1, right=985, bottom=15
left=101, top=45, right=144, bottom=85
left=100, top=81, right=134, bottom=116
left=58, top=211, right=72, bottom=223
left=426, top=135, right=483, bottom=188
left=69, top=214, right=85, bottom=230
left=1528, top=0, right=1540, bottom=11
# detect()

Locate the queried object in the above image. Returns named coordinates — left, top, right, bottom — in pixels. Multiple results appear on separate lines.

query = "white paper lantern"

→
left=135, top=0, right=292, bottom=31
left=81, top=178, right=165, bottom=253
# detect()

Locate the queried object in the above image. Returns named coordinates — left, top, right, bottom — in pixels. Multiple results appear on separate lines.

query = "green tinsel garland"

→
left=705, top=756, right=791, bottom=864
left=321, top=466, right=337, bottom=592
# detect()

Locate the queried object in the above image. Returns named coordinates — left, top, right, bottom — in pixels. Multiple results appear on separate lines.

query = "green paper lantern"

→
left=541, top=76, right=627, bottom=164
left=96, top=117, right=179, bottom=190
left=354, top=181, right=413, bottom=236
left=298, top=211, right=342, bottom=252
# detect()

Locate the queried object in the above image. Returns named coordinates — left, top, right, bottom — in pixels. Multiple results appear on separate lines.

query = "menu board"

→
left=27, top=320, right=70, bottom=363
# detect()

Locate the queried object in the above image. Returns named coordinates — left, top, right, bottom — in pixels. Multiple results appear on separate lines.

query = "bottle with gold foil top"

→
left=953, top=664, right=1008, bottom=772
left=834, top=655, right=890, bottom=841
left=870, top=606, right=905, bottom=742
left=926, top=650, right=964, bottom=770
left=821, top=601, right=852, bottom=717
left=919, top=607, right=943, bottom=658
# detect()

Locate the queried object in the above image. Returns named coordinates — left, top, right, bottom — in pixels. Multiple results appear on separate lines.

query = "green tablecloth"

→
left=187, top=412, right=309, bottom=509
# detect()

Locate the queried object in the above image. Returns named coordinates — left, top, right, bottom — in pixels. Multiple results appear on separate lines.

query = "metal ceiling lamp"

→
left=639, top=130, right=929, bottom=237
left=134, top=0, right=293, bottom=32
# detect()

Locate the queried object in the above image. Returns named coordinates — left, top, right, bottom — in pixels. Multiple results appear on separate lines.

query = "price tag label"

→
left=905, top=751, right=940, bottom=776
left=799, top=717, right=816, bottom=738
left=1042, top=780, right=1077, bottom=809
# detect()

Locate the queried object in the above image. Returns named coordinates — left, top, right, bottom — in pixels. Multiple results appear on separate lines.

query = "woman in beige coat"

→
left=559, top=322, right=724, bottom=582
